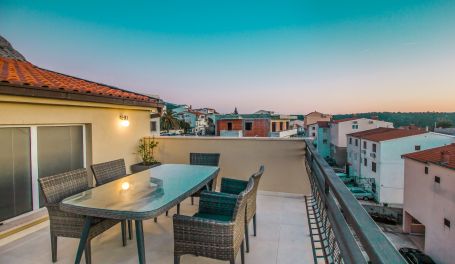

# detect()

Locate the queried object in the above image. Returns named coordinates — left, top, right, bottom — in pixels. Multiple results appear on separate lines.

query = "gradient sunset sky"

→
left=1, top=1, right=455, bottom=114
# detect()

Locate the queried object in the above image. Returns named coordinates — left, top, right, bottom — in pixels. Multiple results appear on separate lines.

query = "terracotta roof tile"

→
left=317, top=121, right=330, bottom=128
left=331, top=117, right=360, bottom=124
left=0, top=57, right=162, bottom=107
left=360, top=128, right=426, bottom=142
left=347, top=127, right=395, bottom=138
left=403, top=144, right=455, bottom=170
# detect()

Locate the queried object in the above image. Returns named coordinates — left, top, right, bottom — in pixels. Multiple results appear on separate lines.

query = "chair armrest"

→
left=198, top=191, right=238, bottom=216
left=220, top=178, right=249, bottom=195
left=173, top=214, right=234, bottom=243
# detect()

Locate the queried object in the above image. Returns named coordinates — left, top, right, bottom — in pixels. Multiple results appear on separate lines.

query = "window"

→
left=312, top=133, right=316, bottom=137
left=444, top=218, right=450, bottom=229
left=363, top=141, right=367, bottom=149
left=372, top=143, right=377, bottom=153
left=352, top=124, right=359, bottom=129
left=349, top=138, right=352, bottom=144
left=323, top=139, right=328, bottom=144
left=280, top=122, right=284, bottom=131
left=150, top=121, right=157, bottom=132
left=372, top=162, right=377, bottom=172
left=415, top=145, right=421, bottom=151
left=272, top=122, right=276, bottom=132
left=355, top=139, right=359, bottom=146
left=425, top=166, right=429, bottom=174
left=435, top=176, right=441, bottom=183
left=245, top=122, right=252, bottom=131
left=312, top=126, right=316, bottom=130
left=227, top=122, right=233, bottom=131
left=364, top=158, right=367, bottom=166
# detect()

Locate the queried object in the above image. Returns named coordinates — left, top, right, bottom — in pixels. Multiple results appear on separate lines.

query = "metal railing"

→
left=304, top=140, right=406, bottom=264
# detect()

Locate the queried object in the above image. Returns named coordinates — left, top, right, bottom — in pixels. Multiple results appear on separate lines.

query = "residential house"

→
left=402, top=144, right=455, bottom=264
left=330, top=117, right=393, bottom=167
left=346, top=128, right=454, bottom=206
left=304, top=111, right=331, bottom=129
left=174, top=110, right=208, bottom=135
left=216, top=113, right=297, bottom=138
left=0, top=52, right=163, bottom=222
left=315, top=121, right=331, bottom=159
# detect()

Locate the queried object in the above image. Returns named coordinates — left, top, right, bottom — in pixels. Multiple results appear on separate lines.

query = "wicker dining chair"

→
left=91, top=159, right=133, bottom=240
left=38, top=168, right=124, bottom=264
left=219, top=165, right=265, bottom=252
left=90, top=158, right=127, bottom=185
left=189, top=153, right=221, bottom=204
left=165, top=153, right=221, bottom=218
left=173, top=177, right=254, bottom=264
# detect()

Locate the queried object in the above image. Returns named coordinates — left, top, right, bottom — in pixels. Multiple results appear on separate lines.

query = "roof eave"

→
left=0, top=83, right=163, bottom=109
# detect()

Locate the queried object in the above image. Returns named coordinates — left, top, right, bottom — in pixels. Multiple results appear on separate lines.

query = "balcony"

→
left=0, top=137, right=405, bottom=264
left=219, top=130, right=243, bottom=137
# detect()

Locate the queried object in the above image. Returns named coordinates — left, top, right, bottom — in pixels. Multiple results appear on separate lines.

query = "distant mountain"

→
left=0, top=35, right=26, bottom=61
left=333, top=112, right=455, bottom=129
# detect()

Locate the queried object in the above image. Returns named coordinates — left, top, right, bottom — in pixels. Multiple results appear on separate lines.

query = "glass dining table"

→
left=60, top=164, right=220, bottom=264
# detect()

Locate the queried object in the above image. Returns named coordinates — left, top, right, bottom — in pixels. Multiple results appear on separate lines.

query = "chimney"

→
left=441, top=151, right=450, bottom=164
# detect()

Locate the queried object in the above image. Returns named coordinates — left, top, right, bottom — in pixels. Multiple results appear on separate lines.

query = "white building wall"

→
left=362, top=133, right=454, bottom=206
left=347, top=136, right=362, bottom=177
left=403, top=159, right=455, bottom=264
left=330, top=118, right=393, bottom=148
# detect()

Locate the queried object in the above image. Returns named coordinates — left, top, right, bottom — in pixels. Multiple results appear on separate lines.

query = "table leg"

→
left=135, top=220, right=146, bottom=264
left=75, top=216, right=92, bottom=264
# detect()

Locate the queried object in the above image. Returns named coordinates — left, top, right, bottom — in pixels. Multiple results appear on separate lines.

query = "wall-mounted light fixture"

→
left=120, top=114, right=130, bottom=127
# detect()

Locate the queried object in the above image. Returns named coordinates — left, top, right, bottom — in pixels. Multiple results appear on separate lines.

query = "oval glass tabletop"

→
left=60, top=164, right=219, bottom=220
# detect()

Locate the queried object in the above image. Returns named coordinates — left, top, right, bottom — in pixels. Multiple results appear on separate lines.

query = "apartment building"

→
left=216, top=113, right=296, bottom=138
left=330, top=117, right=393, bottom=166
left=402, top=144, right=455, bottom=264
left=304, top=111, right=331, bottom=129
left=347, top=128, right=454, bottom=206
left=315, top=121, right=331, bottom=159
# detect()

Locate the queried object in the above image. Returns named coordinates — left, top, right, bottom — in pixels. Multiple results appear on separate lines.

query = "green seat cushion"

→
left=194, top=212, right=232, bottom=222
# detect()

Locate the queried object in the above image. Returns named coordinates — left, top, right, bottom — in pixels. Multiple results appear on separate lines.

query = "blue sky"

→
left=2, top=1, right=455, bottom=114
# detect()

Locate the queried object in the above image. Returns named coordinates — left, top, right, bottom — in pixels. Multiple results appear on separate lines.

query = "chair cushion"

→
left=193, top=212, right=232, bottom=222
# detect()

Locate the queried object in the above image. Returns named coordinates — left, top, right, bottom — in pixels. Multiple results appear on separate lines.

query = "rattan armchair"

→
left=173, top=178, right=254, bottom=264
left=38, top=168, right=124, bottom=264
left=189, top=153, right=221, bottom=204
left=220, top=165, right=264, bottom=252
left=91, top=158, right=127, bottom=185
left=91, top=159, right=133, bottom=239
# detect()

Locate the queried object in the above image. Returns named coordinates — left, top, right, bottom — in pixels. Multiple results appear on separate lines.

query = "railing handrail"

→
left=305, top=139, right=406, bottom=264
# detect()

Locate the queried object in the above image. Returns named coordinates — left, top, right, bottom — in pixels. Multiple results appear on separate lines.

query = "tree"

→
left=436, top=120, right=454, bottom=128
left=178, top=120, right=191, bottom=134
left=160, top=109, right=180, bottom=132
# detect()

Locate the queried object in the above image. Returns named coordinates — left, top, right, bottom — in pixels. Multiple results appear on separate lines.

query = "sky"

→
left=1, top=0, right=455, bottom=114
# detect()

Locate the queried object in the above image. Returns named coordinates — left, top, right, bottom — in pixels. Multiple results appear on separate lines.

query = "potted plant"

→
left=131, top=137, right=161, bottom=173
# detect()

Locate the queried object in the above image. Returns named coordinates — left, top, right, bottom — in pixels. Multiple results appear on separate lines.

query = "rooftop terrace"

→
left=0, top=137, right=406, bottom=264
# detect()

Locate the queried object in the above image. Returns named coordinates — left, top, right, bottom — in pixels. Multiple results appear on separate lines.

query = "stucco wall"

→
left=330, top=118, right=393, bottom=148
left=363, top=133, right=454, bottom=205
left=153, top=136, right=310, bottom=194
left=403, top=159, right=455, bottom=264
left=0, top=95, right=155, bottom=175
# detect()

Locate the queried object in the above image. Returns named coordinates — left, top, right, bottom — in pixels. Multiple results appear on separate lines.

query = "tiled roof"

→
left=361, top=128, right=426, bottom=142
left=331, top=117, right=361, bottom=124
left=403, top=144, right=455, bottom=170
left=347, top=127, right=395, bottom=138
left=317, top=121, right=330, bottom=128
left=0, top=57, right=162, bottom=108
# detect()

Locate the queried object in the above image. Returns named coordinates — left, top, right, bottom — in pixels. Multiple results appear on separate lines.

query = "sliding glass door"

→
left=37, top=126, right=84, bottom=207
left=0, top=125, right=85, bottom=222
left=0, top=127, right=32, bottom=221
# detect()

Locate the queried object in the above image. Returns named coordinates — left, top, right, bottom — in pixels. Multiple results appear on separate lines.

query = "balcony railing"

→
left=304, top=139, right=406, bottom=264
left=270, top=128, right=298, bottom=138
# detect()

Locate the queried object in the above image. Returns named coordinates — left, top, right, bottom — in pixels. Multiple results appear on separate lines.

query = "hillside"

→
left=333, top=112, right=455, bottom=129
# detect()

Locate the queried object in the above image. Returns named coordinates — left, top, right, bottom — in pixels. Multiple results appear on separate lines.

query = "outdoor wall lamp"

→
left=120, top=114, right=130, bottom=127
